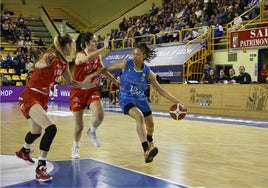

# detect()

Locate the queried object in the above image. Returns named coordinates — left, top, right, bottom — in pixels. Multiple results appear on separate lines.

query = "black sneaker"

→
left=144, top=147, right=158, bottom=163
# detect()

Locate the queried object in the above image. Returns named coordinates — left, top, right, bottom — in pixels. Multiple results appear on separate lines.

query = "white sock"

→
left=38, top=157, right=47, bottom=161
left=90, top=126, right=97, bottom=133
left=23, top=144, right=30, bottom=149
left=73, top=141, right=80, bottom=147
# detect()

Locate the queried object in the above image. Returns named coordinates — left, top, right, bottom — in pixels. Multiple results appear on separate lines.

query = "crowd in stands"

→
left=98, top=75, right=120, bottom=105
left=97, top=0, right=261, bottom=49
left=1, top=9, right=47, bottom=86
left=1, top=0, right=264, bottom=86
left=1, top=10, right=32, bottom=45
left=200, top=62, right=258, bottom=84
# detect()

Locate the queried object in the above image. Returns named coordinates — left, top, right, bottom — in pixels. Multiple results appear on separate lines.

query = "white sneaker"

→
left=87, top=130, right=100, bottom=147
left=71, top=146, right=80, bottom=159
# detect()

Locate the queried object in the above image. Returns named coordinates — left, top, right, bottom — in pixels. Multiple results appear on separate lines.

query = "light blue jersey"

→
left=118, top=59, right=151, bottom=115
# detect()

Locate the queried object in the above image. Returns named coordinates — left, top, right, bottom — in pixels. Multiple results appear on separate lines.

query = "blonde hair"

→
left=53, top=34, right=73, bottom=59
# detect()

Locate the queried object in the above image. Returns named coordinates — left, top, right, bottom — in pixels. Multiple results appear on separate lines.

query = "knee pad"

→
left=25, top=131, right=41, bottom=144
left=40, top=124, right=57, bottom=152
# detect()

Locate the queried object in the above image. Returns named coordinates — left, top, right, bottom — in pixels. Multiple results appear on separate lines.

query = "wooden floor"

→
left=1, top=102, right=268, bottom=188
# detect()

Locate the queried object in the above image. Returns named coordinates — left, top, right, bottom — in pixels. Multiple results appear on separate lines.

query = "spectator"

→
left=217, top=69, right=228, bottom=83
left=25, top=58, right=34, bottom=74
left=1, top=73, right=14, bottom=86
left=1, top=10, right=11, bottom=21
left=17, top=14, right=25, bottom=29
left=244, top=0, right=261, bottom=19
left=203, top=69, right=218, bottom=84
left=2, top=20, right=9, bottom=41
left=149, top=2, right=159, bottom=16
left=260, top=64, right=268, bottom=83
left=230, top=65, right=252, bottom=84
left=194, top=5, right=203, bottom=19
left=228, top=68, right=237, bottom=83
left=119, top=17, right=128, bottom=32
left=212, top=19, right=224, bottom=38
left=4, top=53, right=13, bottom=68
left=36, top=38, right=46, bottom=46
left=14, top=57, right=27, bottom=75
left=0, top=55, right=4, bottom=67
left=232, top=12, right=243, bottom=30
left=183, top=29, right=199, bottom=41
left=154, top=24, right=163, bottom=43
left=200, top=62, right=215, bottom=83
left=216, top=7, right=229, bottom=25
left=23, top=24, right=32, bottom=44
left=109, top=79, right=119, bottom=105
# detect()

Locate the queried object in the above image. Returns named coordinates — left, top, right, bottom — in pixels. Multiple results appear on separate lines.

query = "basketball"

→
left=169, top=103, right=187, bottom=120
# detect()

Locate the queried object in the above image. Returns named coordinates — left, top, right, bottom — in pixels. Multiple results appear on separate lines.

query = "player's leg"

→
left=128, top=106, right=158, bottom=163
left=71, top=110, right=84, bottom=158
left=144, top=114, right=154, bottom=148
left=128, top=106, right=147, bottom=143
left=87, top=100, right=104, bottom=147
left=15, top=119, right=42, bottom=164
left=28, top=103, right=56, bottom=182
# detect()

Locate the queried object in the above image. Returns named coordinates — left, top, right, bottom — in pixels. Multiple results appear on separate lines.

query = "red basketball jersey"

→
left=27, top=56, right=67, bottom=95
left=73, top=49, right=102, bottom=82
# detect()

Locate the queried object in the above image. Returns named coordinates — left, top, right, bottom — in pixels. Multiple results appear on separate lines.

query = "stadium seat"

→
left=20, top=73, right=27, bottom=81
left=12, top=75, right=20, bottom=81
left=8, top=68, right=16, bottom=74
left=0, top=68, right=8, bottom=74
left=16, top=81, right=23, bottom=86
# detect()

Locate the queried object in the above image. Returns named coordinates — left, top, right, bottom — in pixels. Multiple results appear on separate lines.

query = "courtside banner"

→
left=50, top=85, right=70, bottom=102
left=150, top=65, right=183, bottom=82
left=0, top=86, right=71, bottom=102
left=103, top=43, right=203, bottom=66
left=103, top=43, right=202, bottom=82
left=0, top=86, right=25, bottom=102
left=230, top=27, right=268, bottom=49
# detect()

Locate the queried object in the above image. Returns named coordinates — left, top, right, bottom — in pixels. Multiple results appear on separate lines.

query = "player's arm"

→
left=149, top=70, right=182, bottom=104
left=61, top=64, right=97, bottom=89
left=85, top=60, right=126, bottom=83
left=99, top=54, right=117, bottom=83
left=75, top=37, right=109, bottom=65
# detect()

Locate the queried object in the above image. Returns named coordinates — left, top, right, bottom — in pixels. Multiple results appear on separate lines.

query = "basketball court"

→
left=1, top=101, right=268, bottom=187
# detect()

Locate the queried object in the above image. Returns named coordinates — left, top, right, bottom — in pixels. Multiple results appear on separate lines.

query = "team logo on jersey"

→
left=73, top=97, right=80, bottom=102
left=141, top=73, right=146, bottom=81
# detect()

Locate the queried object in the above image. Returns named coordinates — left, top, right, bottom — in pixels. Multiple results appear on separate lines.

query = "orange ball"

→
left=169, top=103, right=187, bottom=120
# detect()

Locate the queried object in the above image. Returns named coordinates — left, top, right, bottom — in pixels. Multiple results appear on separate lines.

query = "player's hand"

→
left=84, top=74, right=94, bottom=83
left=103, top=36, right=110, bottom=49
left=82, top=77, right=100, bottom=89
left=44, top=52, right=55, bottom=65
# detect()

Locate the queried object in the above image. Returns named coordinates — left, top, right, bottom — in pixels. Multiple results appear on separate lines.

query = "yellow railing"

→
left=184, top=27, right=211, bottom=82
left=260, top=0, right=268, bottom=21
left=106, top=26, right=211, bottom=82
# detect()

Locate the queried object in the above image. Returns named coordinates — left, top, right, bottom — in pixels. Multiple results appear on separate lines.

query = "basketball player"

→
left=70, top=32, right=116, bottom=159
left=15, top=34, right=98, bottom=182
left=86, top=43, right=185, bottom=163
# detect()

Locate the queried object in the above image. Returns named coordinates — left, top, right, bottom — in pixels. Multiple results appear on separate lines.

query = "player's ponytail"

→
left=75, top=33, right=84, bottom=52
left=135, top=43, right=157, bottom=63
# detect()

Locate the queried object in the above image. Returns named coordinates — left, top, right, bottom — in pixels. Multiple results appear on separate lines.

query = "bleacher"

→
left=1, top=0, right=267, bottom=86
